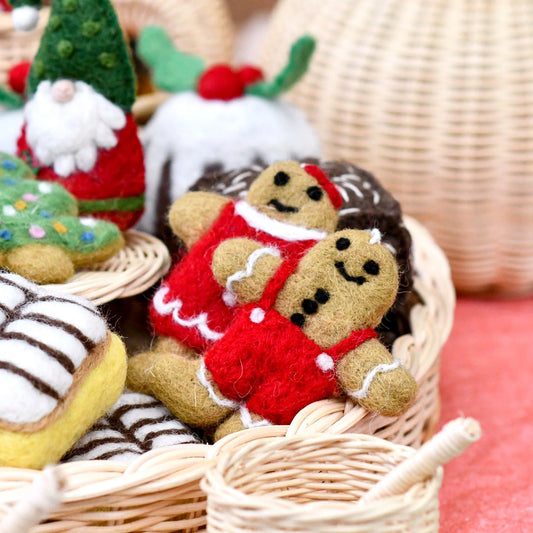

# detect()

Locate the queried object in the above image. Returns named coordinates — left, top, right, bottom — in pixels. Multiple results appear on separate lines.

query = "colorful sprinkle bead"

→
left=15, top=201, right=27, bottom=211
left=53, top=222, right=68, bottom=234
left=80, top=217, right=98, bottom=227
left=29, top=225, right=46, bottom=239
left=1, top=160, right=16, bottom=170
left=22, top=193, right=38, bottom=202
left=3, top=206, right=16, bottom=216
left=3, top=178, right=16, bottom=186
left=0, top=229, right=11, bottom=241
left=81, top=231, right=95, bottom=242
left=40, top=210, right=52, bottom=218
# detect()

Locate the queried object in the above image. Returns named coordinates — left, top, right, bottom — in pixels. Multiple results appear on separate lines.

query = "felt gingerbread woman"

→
left=136, top=161, right=342, bottom=363
left=128, top=229, right=417, bottom=439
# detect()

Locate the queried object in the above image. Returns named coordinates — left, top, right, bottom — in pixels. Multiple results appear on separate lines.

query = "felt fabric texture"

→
left=139, top=94, right=321, bottom=234
left=0, top=158, right=123, bottom=283
left=18, top=113, right=145, bottom=230
left=197, top=65, right=247, bottom=101
left=10, top=4, right=39, bottom=31
left=438, top=296, right=533, bottom=532
left=8, top=61, right=31, bottom=95
left=0, top=332, right=126, bottom=469
left=26, top=0, right=136, bottom=110
left=0, top=85, right=23, bottom=110
left=0, top=152, right=34, bottom=179
left=0, top=110, right=24, bottom=155
left=246, top=35, right=316, bottom=99
left=138, top=26, right=205, bottom=93
left=64, top=391, right=200, bottom=463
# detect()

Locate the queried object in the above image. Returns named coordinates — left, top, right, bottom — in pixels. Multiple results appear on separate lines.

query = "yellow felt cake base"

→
left=0, top=333, right=127, bottom=469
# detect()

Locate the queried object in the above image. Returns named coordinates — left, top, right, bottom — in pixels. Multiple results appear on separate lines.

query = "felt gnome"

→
left=9, top=0, right=145, bottom=230
left=130, top=161, right=343, bottom=364
left=136, top=27, right=321, bottom=235
left=128, top=229, right=418, bottom=439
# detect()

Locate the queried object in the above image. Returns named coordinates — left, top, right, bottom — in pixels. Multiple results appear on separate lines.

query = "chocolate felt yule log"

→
left=137, top=26, right=320, bottom=235
left=0, top=152, right=124, bottom=284
left=8, top=0, right=145, bottom=230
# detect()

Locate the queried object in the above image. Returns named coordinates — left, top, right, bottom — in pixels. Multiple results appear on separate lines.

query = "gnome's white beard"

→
left=24, top=81, right=127, bottom=177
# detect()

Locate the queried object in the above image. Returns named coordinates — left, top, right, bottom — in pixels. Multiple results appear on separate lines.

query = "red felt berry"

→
left=0, top=0, right=12, bottom=12
left=197, top=65, right=245, bottom=101
left=238, top=65, right=264, bottom=86
left=8, top=61, right=32, bottom=95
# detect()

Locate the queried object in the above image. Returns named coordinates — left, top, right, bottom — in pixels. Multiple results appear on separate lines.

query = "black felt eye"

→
left=363, top=260, right=380, bottom=275
left=302, top=299, right=318, bottom=314
left=274, top=171, right=290, bottom=186
left=315, top=289, right=330, bottom=304
left=336, top=238, right=350, bottom=251
left=290, top=313, right=305, bottom=327
left=307, top=186, right=323, bottom=201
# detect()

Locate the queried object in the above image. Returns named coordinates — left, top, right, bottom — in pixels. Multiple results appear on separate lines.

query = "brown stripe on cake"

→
left=111, top=400, right=161, bottom=420
left=144, top=428, right=194, bottom=443
left=67, top=436, right=130, bottom=456
left=128, top=415, right=170, bottom=434
left=1, top=331, right=76, bottom=374
left=21, top=314, right=97, bottom=351
left=0, top=362, right=61, bottom=400
left=39, top=295, right=100, bottom=317
left=91, top=448, right=140, bottom=461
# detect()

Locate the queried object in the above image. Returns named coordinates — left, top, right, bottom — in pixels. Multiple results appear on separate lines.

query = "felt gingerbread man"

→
left=134, top=161, right=342, bottom=366
left=127, top=229, right=417, bottom=440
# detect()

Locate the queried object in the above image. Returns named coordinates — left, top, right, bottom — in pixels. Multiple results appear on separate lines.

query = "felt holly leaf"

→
left=138, top=26, right=206, bottom=93
left=246, top=35, right=316, bottom=99
left=0, top=85, right=23, bottom=110
left=64, top=391, right=202, bottom=463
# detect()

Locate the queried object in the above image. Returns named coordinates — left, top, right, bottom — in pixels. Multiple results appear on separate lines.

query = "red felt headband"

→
left=302, top=164, right=343, bottom=209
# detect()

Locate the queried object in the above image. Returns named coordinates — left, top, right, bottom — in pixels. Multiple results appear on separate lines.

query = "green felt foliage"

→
left=246, top=35, right=316, bottom=99
left=0, top=86, right=24, bottom=110
left=7, top=0, right=41, bottom=7
left=27, top=0, right=136, bottom=110
left=0, top=154, right=121, bottom=252
left=138, top=26, right=205, bottom=93
left=0, top=153, right=35, bottom=180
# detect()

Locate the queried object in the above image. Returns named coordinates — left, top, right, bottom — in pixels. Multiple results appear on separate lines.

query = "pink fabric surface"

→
left=438, top=296, right=533, bottom=532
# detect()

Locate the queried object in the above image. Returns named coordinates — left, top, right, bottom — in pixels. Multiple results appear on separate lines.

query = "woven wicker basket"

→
left=0, top=0, right=234, bottom=87
left=262, top=0, right=533, bottom=296
left=45, top=230, right=171, bottom=306
left=0, top=215, right=454, bottom=531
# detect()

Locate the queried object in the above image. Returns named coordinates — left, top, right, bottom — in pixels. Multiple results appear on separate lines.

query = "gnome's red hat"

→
left=302, top=164, right=343, bottom=209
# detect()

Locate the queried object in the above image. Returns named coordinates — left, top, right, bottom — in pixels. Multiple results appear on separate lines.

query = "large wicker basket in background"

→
left=262, top=0, right=533, bottom=296
left=0, top=215, right=454, bottom=531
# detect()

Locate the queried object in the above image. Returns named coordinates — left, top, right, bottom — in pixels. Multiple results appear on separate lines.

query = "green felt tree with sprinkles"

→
left=8, top=0, right=145, bottom=231
left=0, top=151, right=124, bottom=283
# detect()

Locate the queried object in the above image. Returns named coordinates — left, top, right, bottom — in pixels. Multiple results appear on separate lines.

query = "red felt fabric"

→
left=303, top=164, right=343, bottom=209
left=17, top=114, right=145, bottom=230
left=438, top=296, right=533, bottom=532
left=8, top=61, right=31, bottom=95
left=197, top=65, right=245, bottom=101
left=151, top=201, right=317, bottom=352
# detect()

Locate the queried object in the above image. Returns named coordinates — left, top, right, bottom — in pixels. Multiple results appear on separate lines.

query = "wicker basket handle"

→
left=0, top=466, right=65, bottom=533
left=359, top=417, right=481, bottom=504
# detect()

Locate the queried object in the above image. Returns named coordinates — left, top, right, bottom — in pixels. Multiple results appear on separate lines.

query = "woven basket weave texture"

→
left=262, top=0, right=533, bottom=295
left=0, top=215, right=454, bottom=531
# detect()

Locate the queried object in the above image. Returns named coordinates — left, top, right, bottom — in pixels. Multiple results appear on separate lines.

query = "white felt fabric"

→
left=66, top=392, right=200, bottom=463
left=24, top=81, right=126, bottom=176
left=139, top=92, right=321, bottom=233
left=0, top=109, right=24, bottom=154
left=11, top=6, right=39, bottom=31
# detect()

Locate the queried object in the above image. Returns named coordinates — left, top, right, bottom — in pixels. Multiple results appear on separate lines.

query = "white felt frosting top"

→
left=0, top=272, right=107, bottom=424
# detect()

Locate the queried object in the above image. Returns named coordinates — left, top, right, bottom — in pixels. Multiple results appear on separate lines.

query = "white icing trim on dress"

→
left=223, top=247, right=281, bottom=307
left=239, top=405, right=272, bottom=429
left=235, top=201, right=327, bottom=242
left=197, top=361, right=239, bottom=409
left=365, top=228, right=382, bottom=245
left=315, top=353, right=335, bottom=372
left=349, top=359, right=401, bottom=400
left=249, top=308, right=266, bottom=324
left=152, top=286, right=224, bottom=342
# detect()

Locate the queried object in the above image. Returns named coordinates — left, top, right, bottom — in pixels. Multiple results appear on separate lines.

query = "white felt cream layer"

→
left=139, top=92, right=321, bottom=233
left=0, top=110, right=24, bottom=155
left=0, top=273, right=107, bottom=425
left=66, top=391, right=200, bottom=463
left=24, top=81, right=126, bottom=177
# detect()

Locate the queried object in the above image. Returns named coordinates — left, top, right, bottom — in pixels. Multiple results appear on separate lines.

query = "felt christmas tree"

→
left=9, top=0, right=145, bottom=230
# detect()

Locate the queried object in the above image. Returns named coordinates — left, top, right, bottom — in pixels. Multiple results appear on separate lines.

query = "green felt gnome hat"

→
left=10, top=0, right=136, bottom=110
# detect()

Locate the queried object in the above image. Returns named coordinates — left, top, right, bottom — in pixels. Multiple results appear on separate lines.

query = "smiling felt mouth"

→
left=335, top=261, right=366, bottom=285
left=268, top=199, right=299, bottom=213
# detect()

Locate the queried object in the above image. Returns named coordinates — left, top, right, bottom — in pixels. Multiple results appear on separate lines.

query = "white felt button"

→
left=316, top=353, right=335, bottom=372
left=250, top=308, right=265, bottom=324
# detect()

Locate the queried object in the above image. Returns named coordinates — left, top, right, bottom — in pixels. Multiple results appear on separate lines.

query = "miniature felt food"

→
left=128, top=162, right=417, bottom=439
left=0, top=272, right=127, bottom=469
left=0, top=152, right=124, bottom=284
left=137, top=26, right=321, bottom=234
left=7, top=0, right=145, bottom=230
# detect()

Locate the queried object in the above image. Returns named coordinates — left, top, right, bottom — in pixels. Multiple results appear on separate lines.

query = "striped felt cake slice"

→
left=64, top=391, right=201, bottom=462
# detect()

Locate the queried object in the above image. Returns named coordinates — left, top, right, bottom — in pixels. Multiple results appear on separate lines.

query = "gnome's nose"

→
left=51, top=80, right=75, bottom=103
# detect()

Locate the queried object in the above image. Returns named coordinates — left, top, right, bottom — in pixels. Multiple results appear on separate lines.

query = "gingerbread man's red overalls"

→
left=204, top=257, right=377, bottom=425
